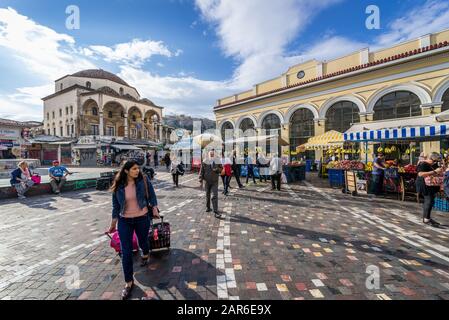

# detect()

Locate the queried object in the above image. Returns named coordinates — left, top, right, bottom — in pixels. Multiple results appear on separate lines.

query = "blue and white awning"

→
left=344, top=116, right=449, bottom=142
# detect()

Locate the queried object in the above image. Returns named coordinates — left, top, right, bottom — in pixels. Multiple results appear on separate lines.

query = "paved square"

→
left=1, top=170, right=449, bottom=300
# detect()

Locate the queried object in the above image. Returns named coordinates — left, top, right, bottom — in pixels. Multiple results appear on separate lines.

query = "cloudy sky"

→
left=0, top=0, right=449, bottom=121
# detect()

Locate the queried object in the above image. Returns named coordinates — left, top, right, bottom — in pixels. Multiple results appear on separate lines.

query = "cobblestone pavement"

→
left=1, top=170, right=449, bottom=300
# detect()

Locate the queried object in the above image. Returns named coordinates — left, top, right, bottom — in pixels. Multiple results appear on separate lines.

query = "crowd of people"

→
left=7, top=148, right=449, bottom=299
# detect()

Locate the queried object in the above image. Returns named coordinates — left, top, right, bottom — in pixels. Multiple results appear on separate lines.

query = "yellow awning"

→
left=296, top=130, right=344, bottom=152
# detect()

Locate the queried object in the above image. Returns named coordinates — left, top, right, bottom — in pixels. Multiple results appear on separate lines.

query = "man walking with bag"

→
left=199, top=150, right=223, bottom=218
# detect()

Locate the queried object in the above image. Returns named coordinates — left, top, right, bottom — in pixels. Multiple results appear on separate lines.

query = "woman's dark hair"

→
left=110, top=160, right=143, bottom=193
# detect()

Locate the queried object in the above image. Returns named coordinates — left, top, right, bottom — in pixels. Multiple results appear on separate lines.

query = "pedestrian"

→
left=270, top=153, right=283, bottom=191
left=10, top=161, right=34, bottom=200
left=416, top=152, right=444, bottom=228
left=371, top=152, right=386, bottom=196
left=199, top=150, right=223, bottom=218
left=107, top=160, right=160, bottom=300
left=229, top=150, right=244, bottom=189
left=153, top=151, right=158, bottom=167
left=146, top=152, right=151, bottom=166
left=49, top=160, right=72, bottom=194
left=164, top=153, right=171, bottom=172
left=245, top=152, right=257, bottom=184
left=170, top=156, right=181, bottom=187
left=221, top=153, right=232, bottom=196
left=257, top=152, right=269, bottom=183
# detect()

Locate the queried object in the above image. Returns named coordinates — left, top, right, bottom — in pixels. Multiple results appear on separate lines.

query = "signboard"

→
left=0, top=140, right=13, bottom=148
left=0, top=127, right=20, bottom=139
left=78, top=136, right=96, bottom=144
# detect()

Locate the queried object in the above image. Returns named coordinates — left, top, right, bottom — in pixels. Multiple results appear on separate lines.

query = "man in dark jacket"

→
left=230, top=150, right=244, bottom=188
left=199, top=150, right=223, bottom=218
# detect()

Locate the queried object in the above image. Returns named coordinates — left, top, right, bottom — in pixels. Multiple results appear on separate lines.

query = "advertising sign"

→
left=0, top=127, right=20, bottom=139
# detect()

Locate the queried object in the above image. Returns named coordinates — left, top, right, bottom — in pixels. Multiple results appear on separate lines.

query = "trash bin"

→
left=305, top=160, right=312, bottom=172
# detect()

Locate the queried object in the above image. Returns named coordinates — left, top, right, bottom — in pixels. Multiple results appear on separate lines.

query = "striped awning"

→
left=344, top=116, right=449, bottom=142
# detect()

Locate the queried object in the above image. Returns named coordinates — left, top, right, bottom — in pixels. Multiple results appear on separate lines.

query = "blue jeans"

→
left=118, top=214, right=150, bottom=283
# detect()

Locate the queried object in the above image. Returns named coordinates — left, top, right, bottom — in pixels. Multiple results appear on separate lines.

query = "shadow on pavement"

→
left=130, top=248, right=223, bottom=300
left=230, top=214, right=449, bottom=270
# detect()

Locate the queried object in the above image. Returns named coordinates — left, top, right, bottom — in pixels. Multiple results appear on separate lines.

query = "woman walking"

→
left=10, top=161, right=34, bottom=200
left=107, top=160, right=160, bottom=299
left=416, top=152, right=443, bottom=227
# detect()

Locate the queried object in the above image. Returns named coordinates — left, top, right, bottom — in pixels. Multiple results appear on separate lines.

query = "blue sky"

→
left=0, top=0, right=449, bottom=121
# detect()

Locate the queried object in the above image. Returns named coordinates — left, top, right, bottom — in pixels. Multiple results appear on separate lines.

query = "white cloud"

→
left=0, top=7, right=95, bottom=81
left=375, top=0, right=449, bottom=49
left=86, top=39, right=176, bottom=66
left=195, top=0, right=342, bottom=87
left=0, top=96, right=43, bottom=121
left=118, top=65, right=237, bottom=118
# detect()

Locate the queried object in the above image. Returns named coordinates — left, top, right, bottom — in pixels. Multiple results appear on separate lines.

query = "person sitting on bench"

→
left=49, top=160, right=72, bottom=194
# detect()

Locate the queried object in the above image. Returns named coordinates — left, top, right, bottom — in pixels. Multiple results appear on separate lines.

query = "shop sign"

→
left=0, top=127, right=20, bottom=139
left=0, top=140, right=14, bottom=148
left=78, top=136, right=96, bottom=144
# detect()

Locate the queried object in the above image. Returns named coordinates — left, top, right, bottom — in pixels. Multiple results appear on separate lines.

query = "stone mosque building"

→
left=42, top=69, right=170, bottom=143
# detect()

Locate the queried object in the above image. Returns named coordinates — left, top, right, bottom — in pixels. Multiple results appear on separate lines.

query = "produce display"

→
left=326, top=160, right=365, bottom=170
left=289, top=161, right=305, bottom=167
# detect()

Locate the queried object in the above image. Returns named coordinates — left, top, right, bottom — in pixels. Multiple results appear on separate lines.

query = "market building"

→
left=41, top=69, right=177, bottom=166
left=214, top=28, right=449, bottom=164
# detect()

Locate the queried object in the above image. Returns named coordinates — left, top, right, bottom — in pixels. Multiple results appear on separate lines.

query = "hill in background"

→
left=163, top=114, right=216, bottom=132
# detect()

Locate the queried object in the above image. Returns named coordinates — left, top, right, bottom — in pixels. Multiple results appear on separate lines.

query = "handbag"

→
left=424, top=174, right=444, bottom=187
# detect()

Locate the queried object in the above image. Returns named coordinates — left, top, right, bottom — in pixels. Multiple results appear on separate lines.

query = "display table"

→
left=283, top=165, right=306, bottom=183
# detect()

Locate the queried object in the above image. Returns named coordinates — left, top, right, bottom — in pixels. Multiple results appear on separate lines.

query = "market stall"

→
left=343, top=115, right=449, bottom=201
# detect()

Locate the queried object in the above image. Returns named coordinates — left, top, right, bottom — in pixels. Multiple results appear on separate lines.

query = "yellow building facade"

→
left=214, top=29, right=449, bottom=162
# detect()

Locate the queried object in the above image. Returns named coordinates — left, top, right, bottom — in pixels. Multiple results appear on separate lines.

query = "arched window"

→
left=262, top=114, right=282, bottom=155
left=70, top=106, right=73, bottom=114
left=325, top=101, right=360, bottom=133
left=92, top=107, right=98, bottom=116
left=261, top=114, right=281, bottom=133
left=442, top=89, right=449, bottom=112
left=120, top=87, right=124, bottom=95
left=108, top=111, right=113, bottom=118
left=86, top=81, right=91, bottom=89
left=132, top=115, right=136, bottom=122
left=373, top=91, right=421, bottom=121
left=290, top=109, right=315, bottom=160
left=47, top=113, right=50, bottom=120
left=221, top=122, right=234, bottom=141
left=239, top=118, right=255, bottom=132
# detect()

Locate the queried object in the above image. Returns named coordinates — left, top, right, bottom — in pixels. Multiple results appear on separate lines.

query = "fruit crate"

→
left=433, top=194, right=449, bottom=212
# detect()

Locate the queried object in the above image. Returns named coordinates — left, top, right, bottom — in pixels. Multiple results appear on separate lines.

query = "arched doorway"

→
left=81, top=99, right=99, bottom=136
left=128, top=107, right=144, bottom=139
left=221, top=121, right=234, bottom=142
left=144, top=111, right=160, bottom=141
left=103, top=102, right=125, bottom=137
left=325, top=101, right=360, bottom=133
left=373, top=91, right=421, bottom=121
left=261, top=114, right=281, bottom=155
left=441, top=88, right=449, bottom=112
left=239, top=118, right=256, bottom=155
left=290, top=109, right=315, bottom=161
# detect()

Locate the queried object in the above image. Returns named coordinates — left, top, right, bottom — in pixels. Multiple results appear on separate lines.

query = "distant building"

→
left=0, top=118, right=42, bottom=159
left=42, top=69, right=165, bottom=142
